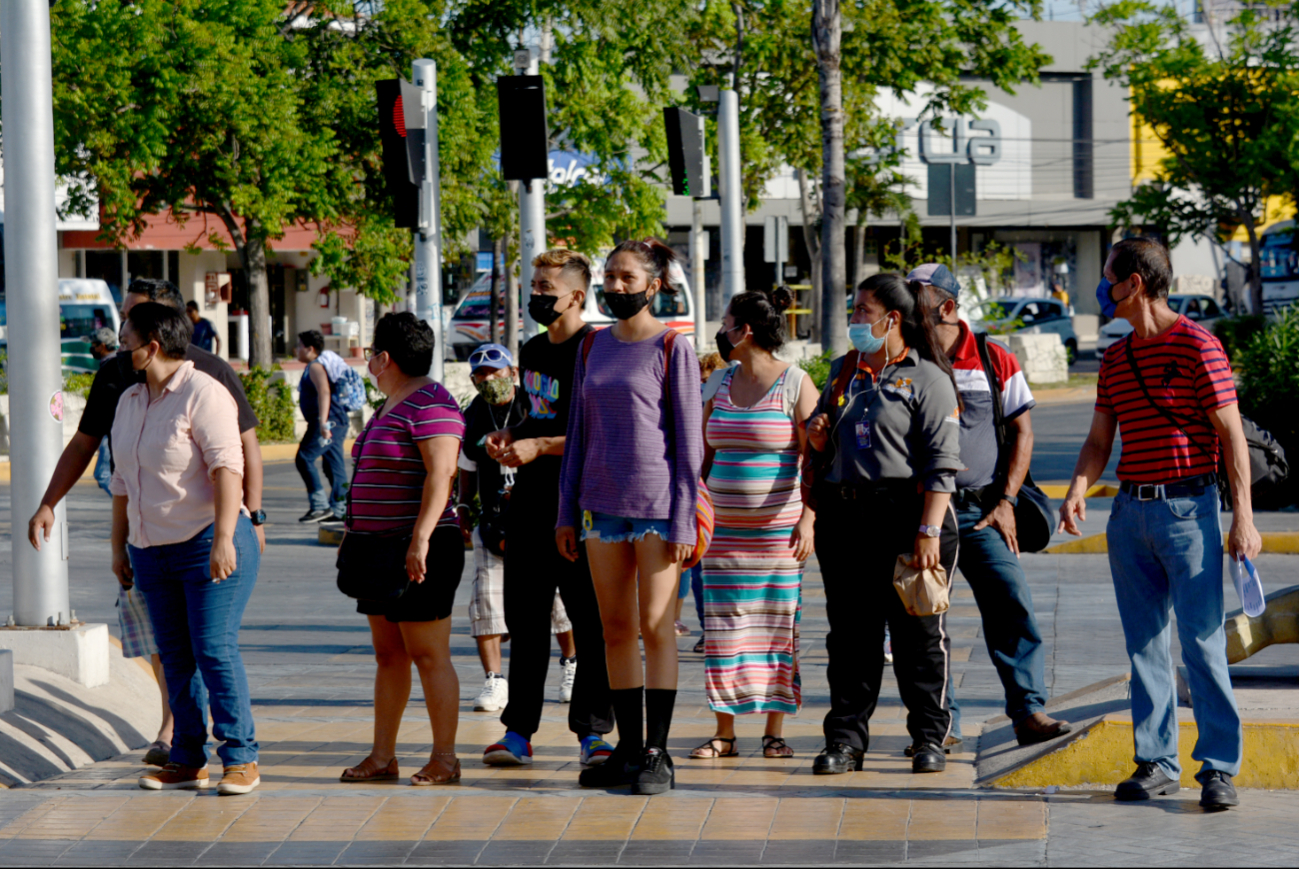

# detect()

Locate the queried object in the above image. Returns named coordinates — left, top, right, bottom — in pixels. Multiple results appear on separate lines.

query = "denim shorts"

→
left=581, top=510, right=671, bottom=543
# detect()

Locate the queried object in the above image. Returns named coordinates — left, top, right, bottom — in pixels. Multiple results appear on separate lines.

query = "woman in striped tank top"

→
left=690, top=288, right=819, bottom=760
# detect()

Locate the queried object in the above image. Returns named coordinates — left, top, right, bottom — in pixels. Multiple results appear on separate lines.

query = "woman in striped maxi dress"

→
left=691, top=288, right=819, bottom=760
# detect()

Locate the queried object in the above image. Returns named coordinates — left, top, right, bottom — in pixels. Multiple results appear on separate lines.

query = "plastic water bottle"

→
left=1230, top=555, right=1266, bottom=618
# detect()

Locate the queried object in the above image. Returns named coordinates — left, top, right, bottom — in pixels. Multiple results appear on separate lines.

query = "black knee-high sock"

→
left=645, top=688, right=677, bottom=751
left=611, top=686, right=644, bottom=754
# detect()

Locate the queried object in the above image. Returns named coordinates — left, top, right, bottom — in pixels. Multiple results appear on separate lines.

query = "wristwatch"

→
left=918, top=524, right=942, bottom=538
left=1000, top=493, right=1019, bottom=507
left=249, top=509, right=267, bottom=526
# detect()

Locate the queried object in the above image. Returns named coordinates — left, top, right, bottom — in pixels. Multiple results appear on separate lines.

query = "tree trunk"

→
left=813, top=0, right=847, bottom=356
left=244, top=233, right=273, bottom=369
left=798, top=168, right=823, bottom=346
left=1243, top=218, right=1264, bottom=314
left=504, top=231, right=520, bottom=362
left=852, top=220, right=867, bottom=289
left=489, top=236, right=502, bottom=344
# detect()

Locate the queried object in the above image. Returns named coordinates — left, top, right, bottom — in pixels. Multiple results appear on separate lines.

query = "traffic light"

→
left=376, top=78, right=418, bottom=229
left=664, top=107, right=710, bottom=198
left=497, top=75, right=549, bottom=181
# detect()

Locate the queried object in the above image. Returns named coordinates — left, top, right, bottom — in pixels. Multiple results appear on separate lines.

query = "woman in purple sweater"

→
left=557, top=238, right=704, bottom=794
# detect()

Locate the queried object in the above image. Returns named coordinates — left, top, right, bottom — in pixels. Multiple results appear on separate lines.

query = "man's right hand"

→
left=484, top=428, right=514, bottom=461
left=806, top=413, right=830, bottom=452
left=112, top=547, right=134, bottom=589
left=1056, top=486, right=1088, bottom=537
left=28, top=504, right=55, bottom=551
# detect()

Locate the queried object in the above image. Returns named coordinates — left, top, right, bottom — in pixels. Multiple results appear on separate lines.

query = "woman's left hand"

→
left=406, top=537, right=429, bottom=584
left=210, top=536, right=238, bottom=582
left=790, top=515, right=815, bottom=562
left=911, top=534, right=940, bottom=570
left=669, top=542, right=694, bottom=565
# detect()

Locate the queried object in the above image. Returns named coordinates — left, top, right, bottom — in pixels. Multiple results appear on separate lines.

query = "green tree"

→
left=1090, top=0, right=1299, bottom=315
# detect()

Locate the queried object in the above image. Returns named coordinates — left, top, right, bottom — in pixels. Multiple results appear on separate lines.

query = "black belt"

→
left=1119, top=473, right=1217, bottom=501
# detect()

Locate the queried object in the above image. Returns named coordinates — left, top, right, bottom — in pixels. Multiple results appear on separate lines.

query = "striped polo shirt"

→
left=347, top=382, right=464, bottom=535
left=1096, top=316, right=1236, bottom=484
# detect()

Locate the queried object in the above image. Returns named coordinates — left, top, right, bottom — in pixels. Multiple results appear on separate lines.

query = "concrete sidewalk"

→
left=0, top=466, right=1296, bottom=865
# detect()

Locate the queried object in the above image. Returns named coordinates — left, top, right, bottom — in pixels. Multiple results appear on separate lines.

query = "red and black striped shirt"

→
left=1096, top=316, right=1236, bottom=484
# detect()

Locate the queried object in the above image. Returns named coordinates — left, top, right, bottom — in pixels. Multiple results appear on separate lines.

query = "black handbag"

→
left=975, top=333, right=1055, bottom=553
left=335, top=422, right=412, bottom=602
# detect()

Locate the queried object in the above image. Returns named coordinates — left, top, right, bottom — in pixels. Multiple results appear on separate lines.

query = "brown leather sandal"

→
left=762, top=735, right=794, bottom=758
left=689, top=737, right=738, bottom=759
left=411, top=752, right=461, bottom=786
left=339, top=756, right=399, bottom=783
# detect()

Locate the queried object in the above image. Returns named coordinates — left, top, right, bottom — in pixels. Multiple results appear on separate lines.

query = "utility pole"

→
left=690, top=202, right=707, bottom=343
left=2, top=0, right=70, bottom=626
left=410, top=59, right=444, bottom=384
left=718, top=89, right=745, bottom=299
left=950, top=162, right=958, bottom=269
left=514, top=48, right=544, bottom=342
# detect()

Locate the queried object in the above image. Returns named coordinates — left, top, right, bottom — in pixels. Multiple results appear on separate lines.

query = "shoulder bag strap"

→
left=1122, top=337, right=1220, bottom=467
left=781, top=363, right=803, bottom=418
left=975, top=332, right=1008, bottom=452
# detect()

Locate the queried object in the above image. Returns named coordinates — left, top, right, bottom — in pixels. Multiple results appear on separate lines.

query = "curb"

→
left=1044, top=530, right=1299, bottom=555
left=1038, top=483, right=1118, bottom=499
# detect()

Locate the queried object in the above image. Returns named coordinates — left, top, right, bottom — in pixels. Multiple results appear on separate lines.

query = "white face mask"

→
left=367, top=357, right=385, bottom=393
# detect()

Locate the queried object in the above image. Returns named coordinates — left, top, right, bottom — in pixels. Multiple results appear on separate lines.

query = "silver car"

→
left=1096, top=294, right=1225, bottom=352
left=972, top=296, right=1079, bottom=364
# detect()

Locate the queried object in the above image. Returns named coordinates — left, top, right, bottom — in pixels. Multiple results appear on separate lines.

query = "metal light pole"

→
left=949, top=162, right=958, bottom=269
left=690, top=200, right=707, bottom=342
left=718, top=90, right=745, bottom=299
left=411, top=59, right=444, bottom=384
left=2, top=0, right=70, bottom=626
left=515, top=49, right=544, bottom=341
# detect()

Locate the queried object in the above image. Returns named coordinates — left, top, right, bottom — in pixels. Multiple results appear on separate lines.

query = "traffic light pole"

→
left=412, top=59, right=444, bottom=385
left=515, top=52, right=543, bottom=342
left=690, top=200, right=706, bottom=342
left=2, top=0, right=70, bottom=626
left=718, top=90, right=745, bottom=299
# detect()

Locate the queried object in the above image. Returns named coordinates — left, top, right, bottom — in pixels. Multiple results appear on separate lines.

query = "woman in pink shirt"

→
left=109, top=302, right=262, bottom=796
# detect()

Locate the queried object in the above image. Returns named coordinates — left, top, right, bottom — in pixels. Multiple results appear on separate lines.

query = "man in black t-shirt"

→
left=480, top=250, right=614, bottom=770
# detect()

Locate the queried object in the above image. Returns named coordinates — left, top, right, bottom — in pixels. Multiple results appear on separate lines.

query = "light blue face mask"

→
left=848, top=315, right=890, bottom=354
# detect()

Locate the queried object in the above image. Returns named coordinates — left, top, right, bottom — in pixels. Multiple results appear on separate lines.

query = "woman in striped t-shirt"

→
left=340, top=313, right=466, bottom=787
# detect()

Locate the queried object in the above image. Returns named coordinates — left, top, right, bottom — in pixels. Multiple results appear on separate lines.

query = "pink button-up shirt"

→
left=110, top=361, right=245, bottom=548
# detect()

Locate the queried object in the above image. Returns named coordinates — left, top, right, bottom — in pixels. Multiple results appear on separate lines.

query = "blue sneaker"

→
left=483, top=730, right=532, bottom=766
left=580, top=735, right=614, bottom=766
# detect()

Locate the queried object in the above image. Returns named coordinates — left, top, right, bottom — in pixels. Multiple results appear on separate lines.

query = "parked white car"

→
left=971, top=296, right=1079, bottom=364
left=1095, top=293, right=1225, bottom=352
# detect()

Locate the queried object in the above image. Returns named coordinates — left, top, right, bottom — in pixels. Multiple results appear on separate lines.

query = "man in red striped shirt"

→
left=1059, top=237, right=1261, bottom=811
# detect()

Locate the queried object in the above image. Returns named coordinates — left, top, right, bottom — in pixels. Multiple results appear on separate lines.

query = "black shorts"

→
left=356, top=525, right=465, bottom=623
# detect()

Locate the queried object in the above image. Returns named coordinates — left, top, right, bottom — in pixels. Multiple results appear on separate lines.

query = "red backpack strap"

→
left=580, top=329, right=598, bottom=366
left=662, top=329, right=678, bottom=404
left=828, top=350, right=860, bottom=414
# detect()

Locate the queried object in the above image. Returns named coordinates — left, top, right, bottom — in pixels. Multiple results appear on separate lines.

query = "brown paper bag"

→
left=892, top=555, right=950, bottom=617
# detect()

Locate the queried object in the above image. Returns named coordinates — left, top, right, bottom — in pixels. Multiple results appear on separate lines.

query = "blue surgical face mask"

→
left=1095, top=278, right=1117, bottom=318
left=848, top=315, right=890, bottom=354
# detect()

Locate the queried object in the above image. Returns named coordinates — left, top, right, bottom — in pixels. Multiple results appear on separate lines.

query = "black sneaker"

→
left=578, top=744, right=639, bottom=788
left=299, top=509, right=334, bottom=523
left=1199, top=771, right=1239, bottom=810
left=1115, top=762, right=1179, bottom=801
left=911, top=743, right=946, bottom=773
left=632, top=747, right=675, bottom=795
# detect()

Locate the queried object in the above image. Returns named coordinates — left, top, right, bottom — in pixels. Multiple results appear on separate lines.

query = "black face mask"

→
left=715, top=327, right=736, bottom=362
left=528, top=293, right=568, bottom=327
left=605, top=290, right=651, bottom=320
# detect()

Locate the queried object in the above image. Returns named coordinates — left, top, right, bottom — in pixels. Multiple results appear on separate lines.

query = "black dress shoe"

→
left=1114, top=762, right=1179, bottom=801
left=631, top=747, right=675, bottom=795
left=812, top=743, right=864, bottom=775
left=578, top=744, right=639, bottom=788
left=911, top=743, right=946, bottom=773
left=905, top=735, right=963, bottom=757
left=1199, top=771, right=1239, bottom=810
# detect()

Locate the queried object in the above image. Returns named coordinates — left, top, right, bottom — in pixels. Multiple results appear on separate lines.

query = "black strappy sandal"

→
left=688, top=736, right=738, bottom=759
left=762, top=735, right=794, bottom=758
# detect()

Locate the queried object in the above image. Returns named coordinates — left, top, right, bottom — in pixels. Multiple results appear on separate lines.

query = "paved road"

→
left=0, top=412, right=1294, bottom=866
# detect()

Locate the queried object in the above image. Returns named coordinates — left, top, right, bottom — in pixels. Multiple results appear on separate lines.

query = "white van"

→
left=0, top=279, right=122, bottom=372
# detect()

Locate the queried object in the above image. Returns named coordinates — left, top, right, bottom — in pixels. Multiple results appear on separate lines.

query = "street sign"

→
left=764, top=215, right=789, bottom=263
left=927, top=163, right=976, bottom=217
left=664, top=107, right=710, bottom=198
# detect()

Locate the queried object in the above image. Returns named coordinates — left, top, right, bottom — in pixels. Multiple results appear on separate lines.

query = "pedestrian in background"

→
left=110, top=302, right=262, bottom=796
left=690, top=287, right=817, bottom=761
left=293, top=330, right=349, bottom=523
left=456, top=342, right=577, bottom=715
left=805, top=273, right=961, bottom=776
left=186, top=300, right=221, bottom=355
left=558, top=238, right=704, bottom=795
left=338, top=313, right=465, bottom=786
left=481, top=249, right=615, bottom=771
left=1058, top=237, right=1261, bottom=810
left=909, top=262, right=1072, bottom=752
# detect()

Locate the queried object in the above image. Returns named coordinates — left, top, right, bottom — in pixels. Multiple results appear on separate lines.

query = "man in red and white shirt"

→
left=1059, top=237, right=1260, bottom=811
left=910, top=263, right=1071, bottom=753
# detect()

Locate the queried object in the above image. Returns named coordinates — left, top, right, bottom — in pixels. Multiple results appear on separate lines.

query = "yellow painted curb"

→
left=1045, top=531, right=1299, bottom=555
left=1038, top=484, right=1119, bottom=499
left=989, top=717, right=1299, bottom=790
left=0, top=461, right=97, bottom=483
left=260, top=438, right=356, bottom=463
left=319, top=525, right=344, bottom=546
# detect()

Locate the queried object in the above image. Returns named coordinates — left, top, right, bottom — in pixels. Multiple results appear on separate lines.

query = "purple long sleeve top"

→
left=558, top=328, right=704, bottom=546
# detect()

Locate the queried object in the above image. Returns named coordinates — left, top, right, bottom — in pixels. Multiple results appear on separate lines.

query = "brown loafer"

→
left=1015, top=713, right=1073, bottom=746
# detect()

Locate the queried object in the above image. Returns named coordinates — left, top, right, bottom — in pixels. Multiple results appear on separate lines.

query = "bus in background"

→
left=1258, top=221, right=1299, bottom=313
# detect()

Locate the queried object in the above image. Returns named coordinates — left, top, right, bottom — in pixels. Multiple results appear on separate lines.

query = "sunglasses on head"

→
left=469, top=346, right=511, bottom=367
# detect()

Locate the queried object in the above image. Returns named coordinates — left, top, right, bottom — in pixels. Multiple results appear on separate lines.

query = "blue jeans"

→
left=93, top=437, right=112, bottom=497
left=1107, top=488, right=1241, bottom=781
left=130, top=516, right=261, bottom=767
left=690, top=564, right=704, bottom=624
left=947, top=499, right=1049, bottom=733
left=296, top=420, right=346, bottom=515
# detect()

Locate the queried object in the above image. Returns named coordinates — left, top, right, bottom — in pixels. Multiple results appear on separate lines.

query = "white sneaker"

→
left=474, top=673, right=508, bottom=712
left=558, top=656, right=577, bottom=704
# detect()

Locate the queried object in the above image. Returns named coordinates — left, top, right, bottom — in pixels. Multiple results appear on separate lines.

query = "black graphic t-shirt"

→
left=511, top=325, right=593, bottom=516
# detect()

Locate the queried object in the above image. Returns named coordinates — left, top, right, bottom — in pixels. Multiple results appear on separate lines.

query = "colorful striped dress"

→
left=702, top=366, right=803, bottom=716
